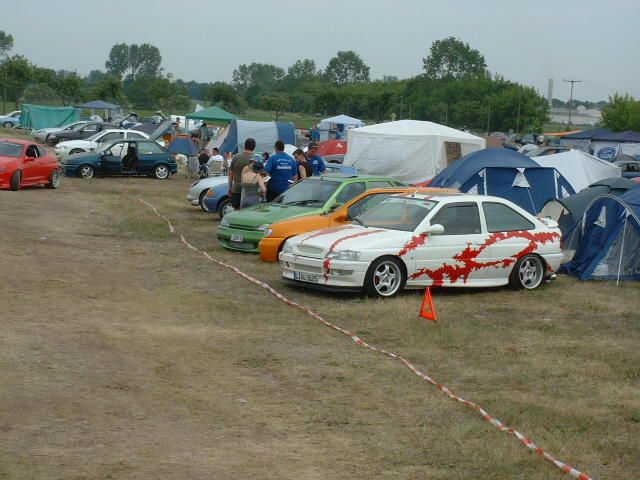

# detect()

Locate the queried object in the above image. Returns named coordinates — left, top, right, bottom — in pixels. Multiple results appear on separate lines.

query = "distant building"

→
left=550, top=106, right=602, bottom=126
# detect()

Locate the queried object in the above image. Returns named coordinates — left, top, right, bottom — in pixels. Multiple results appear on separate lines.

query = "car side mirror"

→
left=25, top=157, right=35, bottom=162
left=333, top=211, right=348, bottom=222
left=423, top=223, right=444, bottom=235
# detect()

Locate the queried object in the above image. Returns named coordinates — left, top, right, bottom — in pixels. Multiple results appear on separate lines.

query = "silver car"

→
left=33, top=120, right=92, bottom=143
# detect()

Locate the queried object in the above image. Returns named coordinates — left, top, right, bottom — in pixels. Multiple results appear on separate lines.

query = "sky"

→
left=3, top=0, right=639, bottom=102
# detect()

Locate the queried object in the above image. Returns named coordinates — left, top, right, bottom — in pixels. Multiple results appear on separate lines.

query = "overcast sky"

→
left=3, top=0, right=638, bottom=101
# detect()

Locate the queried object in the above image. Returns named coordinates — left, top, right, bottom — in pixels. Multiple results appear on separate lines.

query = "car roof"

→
left=395, top=192, right=510, bottom=203
left=0, top=138, right=32, bottom=146
left=310, top=174, right=398, bottom=182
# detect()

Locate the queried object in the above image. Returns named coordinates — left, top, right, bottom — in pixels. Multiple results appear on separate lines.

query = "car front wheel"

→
left=509, top=254, right=545, bottom=290
left=218, top=198, right=233, bottom=219
left=153, top=164, right=170, bottom=179
left=78, top=164, right=95, bottom=179
left=199, top=188, right=210, bottom=212
left=10, top=170, right=21, bottom=191
left=47, top=170, right=60, bottom=189
left=364, top=256, right=406, bottom=298
left=2, top=121, right=13, bottom=128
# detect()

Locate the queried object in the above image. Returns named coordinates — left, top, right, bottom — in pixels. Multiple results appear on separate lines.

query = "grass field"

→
left=0, top=128, right=638, bottom=479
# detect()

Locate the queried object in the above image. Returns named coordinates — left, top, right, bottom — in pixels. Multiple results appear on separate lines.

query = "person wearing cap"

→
left=264, top=140, right=298, bottom=201
left=306, top=142, right=326, bottom=176
left=240, top=159, right=267, bottom=209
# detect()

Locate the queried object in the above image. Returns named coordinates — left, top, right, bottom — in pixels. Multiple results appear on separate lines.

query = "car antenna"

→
left=410, top=187, right=420, bottom=197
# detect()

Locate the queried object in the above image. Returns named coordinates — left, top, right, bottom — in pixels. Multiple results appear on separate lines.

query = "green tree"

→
left=601, top=93, right=640, bottom=132
left=231, top=62, right=285, bottom=95
left=324, top=50, right=370, bottom=85
left=105, top=43, right=129, bottom=79
left=89, top=74, right=124, bottom=104
left=105, top=43, right=162, bottom=79
left=0, top=30, right=15, bottom=114
left=207, top=82, right=243, bottom=112
left=423, top=37, right=488, bottom=80
left=260, top=94, right=290, bottom=120
left=286, top=59, right=318, bottom=82
left=0, top=55, right=33, bottom=109
left=50, top=70, right=85, bottom=105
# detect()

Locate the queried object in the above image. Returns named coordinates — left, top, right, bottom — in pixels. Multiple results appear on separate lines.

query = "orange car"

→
left=258, top=187, right=459, bottom=262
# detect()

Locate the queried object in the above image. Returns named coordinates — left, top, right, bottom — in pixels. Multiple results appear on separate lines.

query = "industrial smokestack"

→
left=547, top=79, right=554, bottom=106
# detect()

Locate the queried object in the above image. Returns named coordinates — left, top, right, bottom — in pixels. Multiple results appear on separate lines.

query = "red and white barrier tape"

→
left=136, top=197, right=594, bottom=480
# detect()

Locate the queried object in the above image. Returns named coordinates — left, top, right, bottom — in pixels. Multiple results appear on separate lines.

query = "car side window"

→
left=483, top=202, right=535, bottom=232
left=347, top=193, right=394, bottom=219
left=36, top=146, right=47, bottom=157
left=127, top=132, right=145, bottom=139
left=335, top=182, right=366, bottom=204
left=137, top=142, right=163, bottom=155
left=26, top=145, right=38, bottom=158
left=83, top=125, right=98, bottom=133
left=368, top=181, right=393, bottom=189
left=101, top=132, right=123, bottom=143
left=431, top=202, right=482, bottom=235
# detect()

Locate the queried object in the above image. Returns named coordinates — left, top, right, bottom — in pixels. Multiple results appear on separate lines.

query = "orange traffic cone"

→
left=419, top=287, right=437, bottom=322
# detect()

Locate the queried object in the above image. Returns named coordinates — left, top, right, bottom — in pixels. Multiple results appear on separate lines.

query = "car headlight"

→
left=257, top=224, right=271, bottom=232
left=220, top=216, right=230, bottom=227
left=282, top=241, right=294, bottom=253
left=326, top=250, right=360, bottom=261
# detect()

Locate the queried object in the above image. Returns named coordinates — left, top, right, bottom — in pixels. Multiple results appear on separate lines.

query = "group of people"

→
left=227, top=138, right=327, bottom=210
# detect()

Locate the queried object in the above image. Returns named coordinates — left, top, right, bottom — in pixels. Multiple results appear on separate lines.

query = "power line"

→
left=563, top=79, right=582, bottom=126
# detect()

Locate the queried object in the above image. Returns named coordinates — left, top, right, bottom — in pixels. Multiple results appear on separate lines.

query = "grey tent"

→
left=74, top=100, right=120, bottom=121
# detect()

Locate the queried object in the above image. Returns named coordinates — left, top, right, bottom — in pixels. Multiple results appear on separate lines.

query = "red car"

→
left=0, top=138, right=60, bottom=191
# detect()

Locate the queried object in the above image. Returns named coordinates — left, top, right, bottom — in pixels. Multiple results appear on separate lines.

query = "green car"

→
left=217, top=175, right=403, bottom=252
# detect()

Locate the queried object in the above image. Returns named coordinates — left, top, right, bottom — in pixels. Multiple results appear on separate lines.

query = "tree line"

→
left=1, top=31, right=638, bottom=132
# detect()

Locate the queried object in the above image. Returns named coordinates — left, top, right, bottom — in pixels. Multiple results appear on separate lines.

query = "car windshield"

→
left=85, top=131, right=106, bottom=142
left=355, top=196, right=438, bottom=232
left=272, top=179, right=340, bottom=206
left=0, top=142, right=22, bottom=157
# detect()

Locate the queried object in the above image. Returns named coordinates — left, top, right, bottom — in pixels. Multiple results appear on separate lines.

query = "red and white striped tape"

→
left=136, top=197, right=594, bottom=480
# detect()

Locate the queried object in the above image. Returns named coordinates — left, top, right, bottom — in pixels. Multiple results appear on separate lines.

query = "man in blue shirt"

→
left=306, top=142, right=326, bottom=176
left=265, top=140, right=298, bottom=201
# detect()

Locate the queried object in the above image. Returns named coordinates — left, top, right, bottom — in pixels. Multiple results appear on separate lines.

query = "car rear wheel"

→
left=2, top=121, right=13, bottom=128
left=153, top=164, right=170, bottom=179
left=509, top=254, right=544, bottom=290
left=198, top=188, right=210, bottom=212
left=47, top=170, right=60, bottom=189
left=78, top=164, right=95, bottom=179
left=69, top=148, right=84, bottom=155
left=10, top=170, right=21, bottom=191
left=218, top=198, right=233, bottom=219
left=364, top=256, right=406, bottom=298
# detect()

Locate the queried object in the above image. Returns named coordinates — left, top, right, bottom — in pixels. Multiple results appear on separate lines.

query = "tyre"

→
left=153, top=164, right=170, bottom=179
left=363, top=256, right=406, bottom=298
left=218, top=198, right=233, bottom=220
left=10, top=170, right=21, bottom=191
left=2, top=121, right=13, bottom=128
left=78, top=164, right=95, bottom=179
left=47, top=170, right=60, bottom=189
left=198, top=188, right=210, bottom=212
left=509, top=254, right=545, bottom=290
left=69, top=148, right=85, bottom=155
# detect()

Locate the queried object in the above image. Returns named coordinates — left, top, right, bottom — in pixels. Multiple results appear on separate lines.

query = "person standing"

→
left=265, top=140, right=298, bottom=201
left=306, top=142, right=326, bottom=176
left=293, top=148, right=311, bottom=179
left=240, top=160, right=267, bottom=209
left=198, top=122, right=210, bottom=149
left=228, top=138, right=256, bottom=209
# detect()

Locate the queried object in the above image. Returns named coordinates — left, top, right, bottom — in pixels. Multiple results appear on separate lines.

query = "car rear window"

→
left=0, top=143, right=22, bottom=157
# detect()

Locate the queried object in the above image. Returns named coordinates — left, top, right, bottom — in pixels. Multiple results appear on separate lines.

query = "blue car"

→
left=60, top=138, right=178, bottom=180
left=202, top=162, right=358, bottom=219
left=0, top=111, right=21, bottom=129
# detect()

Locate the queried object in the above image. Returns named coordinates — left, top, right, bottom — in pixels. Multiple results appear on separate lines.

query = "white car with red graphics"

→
left=279, top=193, right=563, bottom=298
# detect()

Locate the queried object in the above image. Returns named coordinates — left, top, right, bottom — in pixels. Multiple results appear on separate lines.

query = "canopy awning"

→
left=185, top=105, right=237, bottom=123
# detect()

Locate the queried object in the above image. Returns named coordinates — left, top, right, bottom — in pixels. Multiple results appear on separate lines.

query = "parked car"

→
left=614, top=159, right=640, bottom=178
left=54, top=129, right=152, bottom=160
left=32, top=120, right=92, bottom=143
left=47, top=122, right=116, bottom=145
left=186, top=176, right=230, bottom=212
left=0, top=138, right=60, bottom=190
left=280, top=193, right=563, bottom=297
left=218, top=174, right=404, bottom=253
left=259, top=187, right=459, bottom=262
left=200, top=163, right=359, bottom=219
left=60, top=139, right=177, bottom=180
left=0, top=111, right=21, bottom=129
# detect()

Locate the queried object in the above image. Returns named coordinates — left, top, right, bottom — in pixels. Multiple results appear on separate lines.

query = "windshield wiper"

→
left=352, top=217, right=366, bottom=228
left=285, top=200, right=320, bottom=206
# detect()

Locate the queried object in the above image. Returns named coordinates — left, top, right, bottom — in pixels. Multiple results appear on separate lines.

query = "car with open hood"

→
left=280, top=193, right=563, bottom=298
left=0, top=139, right=60, bottom=190
left=47, top=122, right=117, bottom=145
left=217, top=174, right=403, bottom=252
left=60, top=138, right=177, bottom=179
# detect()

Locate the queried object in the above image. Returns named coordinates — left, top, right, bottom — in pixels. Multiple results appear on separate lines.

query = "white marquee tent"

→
left=319, top=114, right=365, bottom=141
left=533, top=149, right=621, bottom=192
left=343, top=120, right=485, bottom=184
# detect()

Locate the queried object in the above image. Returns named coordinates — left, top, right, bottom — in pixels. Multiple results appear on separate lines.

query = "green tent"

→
left=185, top=105, right=237, bottom=123
left=20, top=104, right=80, bottom=130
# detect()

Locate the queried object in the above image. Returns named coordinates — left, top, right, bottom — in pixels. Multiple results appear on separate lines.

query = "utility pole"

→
left=563, top=78, right=582, bottom=126
left=486, top=98, right=491, bottom=134
left=516, top=88, right=521, bottom=133
left=400, top=96, right=404, bottom=120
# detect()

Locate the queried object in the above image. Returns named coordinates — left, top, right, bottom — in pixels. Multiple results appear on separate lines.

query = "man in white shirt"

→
left=207, top=147, right=224, bottom=174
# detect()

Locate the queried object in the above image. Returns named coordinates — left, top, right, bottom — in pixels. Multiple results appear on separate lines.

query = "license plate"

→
left=230, top=233, right=243, bottom=242
left=294, top=271, right=319, bottom=283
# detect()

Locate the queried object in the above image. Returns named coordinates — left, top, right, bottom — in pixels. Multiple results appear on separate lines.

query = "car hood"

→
left=225, top=203, right=323, bottom=228
left=63, top=151, right=99, bottom=164
left=270, top=214, right=333, bottom=237
left=56, top=139, right=97, bottom=149
left=288, top=225, right=413, bottom=255
left=0, top=155, right=18, bottom=164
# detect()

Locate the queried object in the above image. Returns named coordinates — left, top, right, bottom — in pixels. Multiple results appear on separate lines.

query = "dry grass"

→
left=0, top=159, right=638, bottom=479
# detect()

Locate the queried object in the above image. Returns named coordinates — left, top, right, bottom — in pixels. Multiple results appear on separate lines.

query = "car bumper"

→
left=542, top=252, right=565, bottom=274
left=258, top=237, right=284, bottom=262
left=279, top=252, right=368, bottom=289
left=217, top=226, right=263, bottom=252
left=60, top=164, right=77, bottom=177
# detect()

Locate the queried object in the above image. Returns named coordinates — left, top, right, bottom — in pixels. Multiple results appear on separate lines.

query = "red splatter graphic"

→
left=398, top=234, right=428, bottom=257
left=409, top=230, right=560, bottom=286
left=322, top=229, right=384, bottom=280
left=300, top=225, right=356, bottom=245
